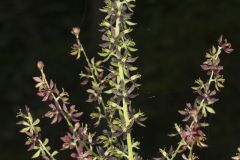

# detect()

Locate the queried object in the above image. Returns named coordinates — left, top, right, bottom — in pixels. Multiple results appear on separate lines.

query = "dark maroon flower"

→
left=178, top=103, right=198, bottom=122
left=196, top=83, right=218, bottom=104
left=34, top=79, right=59, bottom=102
left=60, top=132, right=75, bottom=150
left=201, top=58, right=223, bottom=75
left=180, top=123, right=206, bottom=147
left=218, top=35, right=234, bottom=54
left=62, top=104, right=83, bottom=122
left=45, top=103, right=62, bottom=124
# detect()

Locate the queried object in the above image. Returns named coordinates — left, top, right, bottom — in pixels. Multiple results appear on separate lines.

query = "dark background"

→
left=1, top=0, right=240, bottom=159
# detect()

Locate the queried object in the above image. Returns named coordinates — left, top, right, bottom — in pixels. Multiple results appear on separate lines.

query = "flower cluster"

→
left=32, top=61, right=95, bottom=159
left=218, top=35, right=234, bottom=54
left=33, top=62, right=83, bottom=125
left=60, top=123, right=94, bottom=160
left=180, top=123, right=206, bottom=148
left=158, top=36, right=234, bottom=160
left=17, top=107, right=58, bottom=160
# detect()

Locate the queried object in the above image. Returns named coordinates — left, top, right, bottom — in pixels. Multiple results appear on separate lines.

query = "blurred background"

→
left=1, top=0, right=240, bottom=159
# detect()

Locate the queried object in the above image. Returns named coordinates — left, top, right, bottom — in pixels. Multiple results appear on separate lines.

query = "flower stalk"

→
left=157, top=36, right=234, bottom=160
left=33, top=61, right=96, bottom=159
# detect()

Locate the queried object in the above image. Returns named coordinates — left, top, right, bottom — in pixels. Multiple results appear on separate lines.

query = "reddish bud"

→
left=71, top=27, right=80, bottom=38
left=37, top=61, right=44, bottom=70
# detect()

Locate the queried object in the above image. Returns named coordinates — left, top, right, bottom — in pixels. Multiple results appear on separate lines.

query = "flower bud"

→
left=37, top=61, right=44, bottom=70
left=71, top=27, right=80, bottom=38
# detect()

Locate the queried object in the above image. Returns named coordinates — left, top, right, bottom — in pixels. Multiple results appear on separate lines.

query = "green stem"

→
left=38, top=140, right=56, bottom=160
left=80, top=44, right=97, bottom=82
left=188, top=143, right=194, bottom=160
left=170, top=139, right=184, bottom=160
left=76, top=39, right=109, bottom=118
left=123, top=98, right=134, bottom=160
left=118, top=62, right=134, bottom=160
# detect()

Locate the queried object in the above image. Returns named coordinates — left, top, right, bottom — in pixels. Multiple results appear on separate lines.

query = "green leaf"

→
left=100, top=21, right=111, bottom=27
left=130, top=74, right=141, bottom=81
left=98, top=52, right=109, bottom=57
left=43, top=138, right=49, bottom=145
left=174, top=123, right=181, bottom=133
left=107, top=101, right=122, bottom=110
left=70, top=50, right=81, bottom=60
left=211, top=46, right=217, bottom=54
left=98, top=135, right=108, bottom=141
left=86, top=89, right=95, bottom=94
left=115, top=18, right=120, bottom=37
left=52, top=151, right=58, bottom=156
left=132, top=141, right=140, bottom=149
left=159, top=148, right=168, bottom=157
left=200, top=123, right=209, bottom=127
left=46, top=146, right=51, bottom=151
left=104, top=89, right=113, bottom=94
left=129, top=66, right=138, bottom=71
left=18, top=121, right=30, bottom=126
left=206, top=106, right=216, bottom=114
left=99, top=8, right=108, bottom=13
left=128, top=47, right=138, bottom=52
left=123, top=28, right=133, bottom=34
left=126, top=20, right=137, bottom=26
left=33, top=118, right=40, bottom=126
left=35, top=126, right=41, bottom=132
left=202, top=107, right=207, bottom=117
left=32, top=150, right=41, bottom=159
left=20, top=127, right=30, bottom=133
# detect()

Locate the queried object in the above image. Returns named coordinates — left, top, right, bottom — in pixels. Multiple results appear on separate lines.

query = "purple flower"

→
left=33, top=77, right=59, bottom=102
left=178, top=103, right=198, bottom=122
left=201, top=58, right=223, bottom=75
left=180, top=123, right=207, bottom=147
left=71, top=146, right=92, bottom=160
left=218, top=35, right=234, bottom=54
left=63, top=104, right=83, bottom=122
left=45, top=103, right=62, bottom=124
left=196, top=83, right=218, bottom=104
left=60, top=132, right=75, bottom=150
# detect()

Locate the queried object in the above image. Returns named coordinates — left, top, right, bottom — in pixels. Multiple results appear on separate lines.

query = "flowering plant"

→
left=16, top=0, right=238, bottom=160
